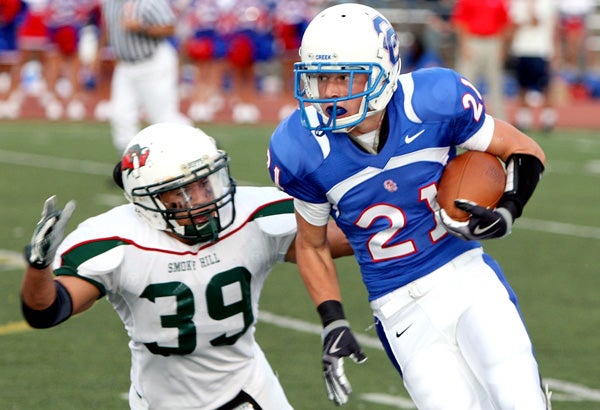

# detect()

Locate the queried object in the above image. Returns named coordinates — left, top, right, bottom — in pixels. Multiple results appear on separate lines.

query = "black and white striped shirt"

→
left=102, top=0, right=175, bottom=62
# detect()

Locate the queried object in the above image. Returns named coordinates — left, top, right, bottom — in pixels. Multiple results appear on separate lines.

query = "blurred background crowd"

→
left=1, top=0, right=600, bottom=130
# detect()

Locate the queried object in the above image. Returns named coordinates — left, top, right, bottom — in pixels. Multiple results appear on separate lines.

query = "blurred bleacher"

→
left=2, top=0, right=600, bottom=128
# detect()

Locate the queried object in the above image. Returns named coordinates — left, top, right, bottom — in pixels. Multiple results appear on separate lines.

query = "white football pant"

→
left=371, top=248, right=547, bottom=409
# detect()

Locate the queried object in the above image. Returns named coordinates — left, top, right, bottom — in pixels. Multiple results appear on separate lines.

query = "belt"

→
left=371, top=248, right=483, bottom=319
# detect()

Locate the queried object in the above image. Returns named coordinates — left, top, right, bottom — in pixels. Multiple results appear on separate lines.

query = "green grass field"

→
left=1, top=121, right=599, bottom=409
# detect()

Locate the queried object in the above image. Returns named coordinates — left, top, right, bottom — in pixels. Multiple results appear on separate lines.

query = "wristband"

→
left=317, top=300, right=346, bottom=327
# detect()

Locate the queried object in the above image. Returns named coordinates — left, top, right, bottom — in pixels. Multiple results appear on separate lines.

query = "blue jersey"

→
left=268, top=67, right=494, bottom=300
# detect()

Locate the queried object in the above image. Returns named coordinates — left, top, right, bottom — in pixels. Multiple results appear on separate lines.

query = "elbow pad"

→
left=22, top=281, right=73, bottom=329
left=498, top=153, right=544, bottom=220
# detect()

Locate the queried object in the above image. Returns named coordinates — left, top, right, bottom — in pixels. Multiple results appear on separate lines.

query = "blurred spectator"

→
left=220, top=0, right=273, bottom=124
left=272, top=0, right=314, bottom=119
left=10, top=0, right=99, bottom=120
left=423, top=0, right=455, bottom=67
left=0, top=0, right=25, bottom=118
left=173, top=0, right=227, bottom=122
left=44, top=0, right=100, bottom=120
left=99, top=0, right=190, bottom=153
left=77, top=9, right=102, bottom=97
left=401, top=33, right=443, bottom=73
left=452, top=0, right=511, bottom=120
left=556, top=0, right=595, bottom=79
left=175, top=0, right=274, bottom=124
left=15, top=0, right=50, bottom=115
left=509, top=0, right=558, bottom=132
left=16, top=0, right=47, bottom=62
left=272, top=0, right=311, bottom=94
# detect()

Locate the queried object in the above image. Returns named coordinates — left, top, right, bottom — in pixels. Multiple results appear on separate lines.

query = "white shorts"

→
left=370, top=248, right=547, bottom=409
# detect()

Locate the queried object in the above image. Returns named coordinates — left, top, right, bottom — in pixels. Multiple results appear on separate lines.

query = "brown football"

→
left=437, top=151, right=506, bottom=222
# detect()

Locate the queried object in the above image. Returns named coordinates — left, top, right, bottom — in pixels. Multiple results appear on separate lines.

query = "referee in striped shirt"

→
left=101, top=0, right=190, bottom=152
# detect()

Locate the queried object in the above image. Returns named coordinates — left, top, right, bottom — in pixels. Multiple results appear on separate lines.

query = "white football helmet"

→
left=120, top=123, right=236, bottom=243
left=295, top=3, right=401, bottom=133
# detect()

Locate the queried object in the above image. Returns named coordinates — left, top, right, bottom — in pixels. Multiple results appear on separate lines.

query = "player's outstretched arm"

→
left=21, top=196, right=99, bottom=328
left=294, top=212, right=367, bottom=405
left=22, top=196, right=76, bottom=327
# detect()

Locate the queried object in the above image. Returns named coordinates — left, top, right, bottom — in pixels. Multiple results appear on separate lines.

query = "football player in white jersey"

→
left=267, top=3, right=551, bottom=409
left=21, top=122, right=353, bottom=409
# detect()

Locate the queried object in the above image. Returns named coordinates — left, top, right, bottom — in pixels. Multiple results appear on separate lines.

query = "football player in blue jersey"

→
left=267, top=3, right=551, bottom=409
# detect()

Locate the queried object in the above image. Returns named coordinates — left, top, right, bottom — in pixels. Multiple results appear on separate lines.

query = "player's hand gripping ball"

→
left=436, top=151, right=506, bottom=221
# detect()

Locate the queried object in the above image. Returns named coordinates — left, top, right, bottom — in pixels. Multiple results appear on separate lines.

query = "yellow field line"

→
left=0, top=320, right=31, bottom=335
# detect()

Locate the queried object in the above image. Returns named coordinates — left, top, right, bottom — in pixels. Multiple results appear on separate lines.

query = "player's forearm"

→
left=297, top=246, right=342, bottom=306
left=21, top=266, right=58, bottom=310
left=326, top=220, right=354, bottom=259
left=295, top=214, right=343, bottom=305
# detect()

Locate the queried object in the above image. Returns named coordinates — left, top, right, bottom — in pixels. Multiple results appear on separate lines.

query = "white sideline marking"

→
left=0, top=249, right=24, bottom=270
left=360, top=393, right=416, bottom=409
left=0, top=150, right=257, bottom=184
left=519, top=217, right=600, bottom=240
left=259, top=310, right=600, bottom=405
left=545, top=378, right=600, bottom=402
left=1, top=289, right=598, bottom=404
left=0, top=149, right=112, bottom=176
left=5, top=148, right=600, bottom=179
left=2, top=149, right=600, bottom=240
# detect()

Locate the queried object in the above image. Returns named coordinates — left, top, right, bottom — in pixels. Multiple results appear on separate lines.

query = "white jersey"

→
left=54, top=186, right=296, bottom=409
left=510, top=0, right=558, bottom=57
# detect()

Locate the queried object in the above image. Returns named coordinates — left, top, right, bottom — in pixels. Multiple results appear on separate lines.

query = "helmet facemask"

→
left=120, top=123, right=237, bottom=244
left=129, top=151, right=236, bottom=244
left=295, top=62, right=388, bottom=133
left=294, top=3, right=401, bottom=134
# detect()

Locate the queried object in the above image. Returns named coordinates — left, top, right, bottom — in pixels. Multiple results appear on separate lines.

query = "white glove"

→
left=25, top=196, right=76, bottom=269
left=321, top=320, right=367, bottom=405
left=438, top=199, right=513, bottom=241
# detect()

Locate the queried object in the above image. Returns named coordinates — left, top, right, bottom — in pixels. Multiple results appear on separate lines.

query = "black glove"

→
left=438, top=199, right=513, bottom=240
left=24, top=196, right=76, bottom=269
left=322, top=320, right=367, bottom=405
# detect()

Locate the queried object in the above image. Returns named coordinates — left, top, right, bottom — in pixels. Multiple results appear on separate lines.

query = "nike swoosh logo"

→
left=395, top=324, right=412, bottom=338
left=473, top=218, right=500, bottom=235
left=404, top=129, right=425, bottom=144
left=330, top=330, right=346, bottom=354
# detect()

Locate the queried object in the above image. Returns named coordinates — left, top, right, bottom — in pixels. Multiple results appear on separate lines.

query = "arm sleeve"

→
left=294, top=198, right=331, bottom=227
left=22, top=281, right=73, bottom=329
left=458, top=114, right=495, bottom=152
left=498, top=153, right=545, bottom=219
